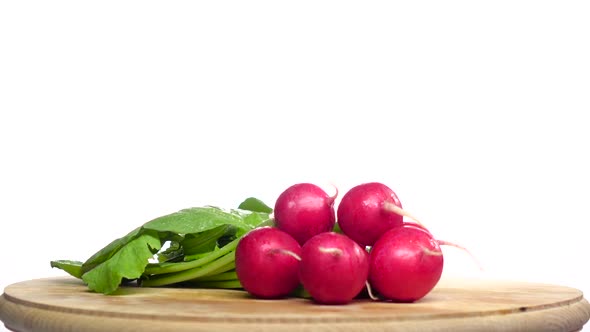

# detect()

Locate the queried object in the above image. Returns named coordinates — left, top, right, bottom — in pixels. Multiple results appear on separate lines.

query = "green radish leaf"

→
left=50, top=260, right=84, bottom=279
left=143, top=206, right=251, bottom=234
left=237, top=197, right=273, bottom=213
left=81, top=227, right=143, bottom=274
left=82, top=230, right=161, bottom=294
left=230, top=209, right=270, bottom=235
left=53, top=200, right=272, bottom=294
left=216, top=234, right=237, bottom=248
left=181, top=225, right=234, bottom=256
left=291, top=284, right=312, bottom=299
left=156, top=241, right=183, bottom=263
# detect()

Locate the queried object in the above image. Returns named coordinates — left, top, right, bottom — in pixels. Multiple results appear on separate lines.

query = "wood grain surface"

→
left=1, top=277, right=589, bottom=332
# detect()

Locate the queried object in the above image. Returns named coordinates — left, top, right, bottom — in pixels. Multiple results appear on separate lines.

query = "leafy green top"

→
left=51, top=201, right=271, bottom=294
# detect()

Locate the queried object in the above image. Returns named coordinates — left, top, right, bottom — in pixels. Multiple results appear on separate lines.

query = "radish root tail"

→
left=318, top=247, right=343, bottom=256
left=366, top=281, right=379, bottom=301
left=437, top=240, right=484, bottom=271
left=420, top=245, right=443, bottom=256
left=382, top=201, right=425, bottom=227
left=271, top=248, right=302, bottom=261
left=327, top=183, right=339, bottom=204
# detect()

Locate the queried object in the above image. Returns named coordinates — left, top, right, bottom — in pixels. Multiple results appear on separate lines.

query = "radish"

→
left=369, top=226, right=443, bottom=302
left=274, top=183, right=337, bottom=245
left=337, top=182, right=405, bottom=246
left=235, top=227, right=301, bottom=299
left=299, top=232, right=369, bottom=304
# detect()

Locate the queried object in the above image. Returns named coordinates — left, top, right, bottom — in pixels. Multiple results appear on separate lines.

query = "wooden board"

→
left=1, top=277, right=589, bottom=332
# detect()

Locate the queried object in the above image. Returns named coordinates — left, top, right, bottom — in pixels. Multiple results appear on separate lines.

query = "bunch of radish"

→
left=235, top=182, right=470, bottom=305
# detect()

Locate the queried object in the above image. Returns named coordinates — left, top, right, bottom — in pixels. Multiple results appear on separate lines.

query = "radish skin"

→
left=299, top=232, right=369, bottom=304
left=274, top=183, right=336, bottom=245
left=235, top=227, right=302, bottom=299
left=337, top=182, right=404, bottom=247
left=369, top=226, right=444, bottom=302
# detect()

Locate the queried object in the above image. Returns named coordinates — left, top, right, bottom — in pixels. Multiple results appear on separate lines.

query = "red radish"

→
left=369, top=226, right=443, bottom=302
left=235, top=227, right=301, bottom=299
left=274, top=183, right=337, bottom=245
left=337, top=182, right=404, bottom=246
left=299, top=232, right=369, bottom=304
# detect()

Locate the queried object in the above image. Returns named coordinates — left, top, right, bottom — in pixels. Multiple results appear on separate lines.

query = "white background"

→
left=1, top=1, right=589, bottom=331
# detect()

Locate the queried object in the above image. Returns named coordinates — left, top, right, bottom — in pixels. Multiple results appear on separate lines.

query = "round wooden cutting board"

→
left=1, top=277, right=589, bottom=332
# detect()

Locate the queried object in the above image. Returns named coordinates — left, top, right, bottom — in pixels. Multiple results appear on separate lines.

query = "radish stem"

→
left=144, top=236, right=239, bottom=275
left=188, top=279, right=242, bottom=289
left=192, top=271, right=237, bottom=282
left=141, top=251, right=236, bottom=287
left=204, top=259, right=236, bottom=277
